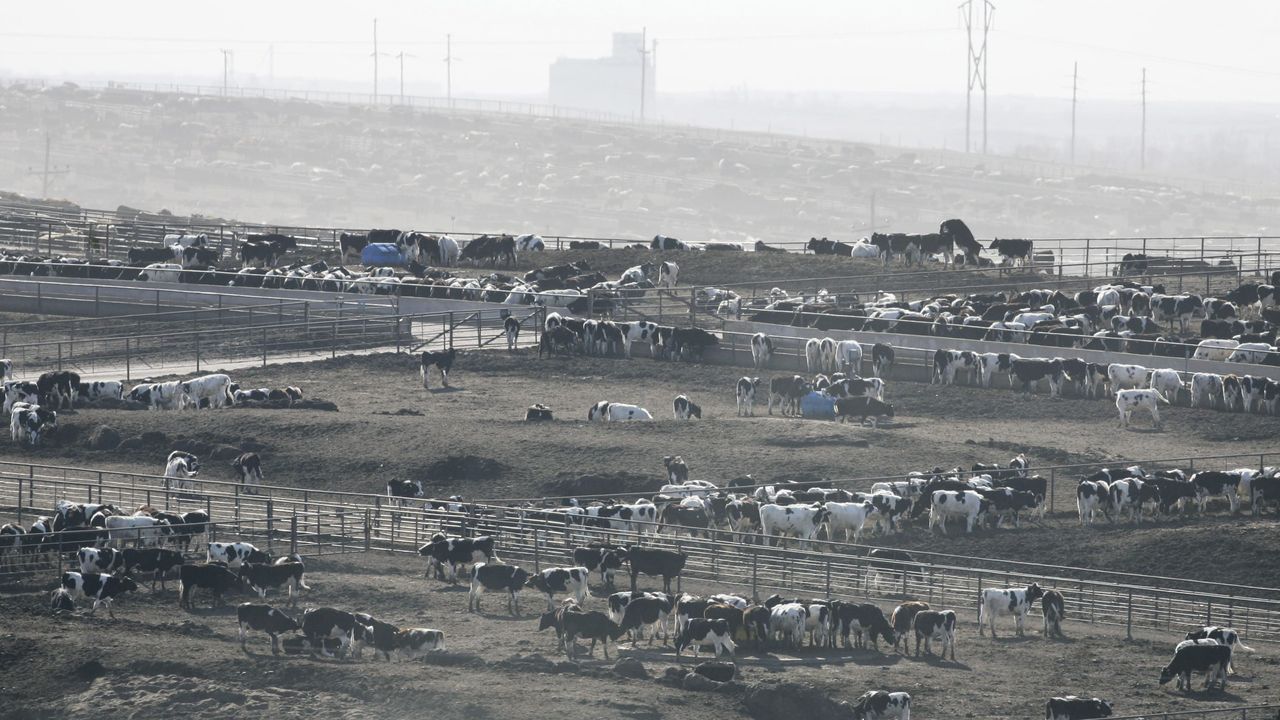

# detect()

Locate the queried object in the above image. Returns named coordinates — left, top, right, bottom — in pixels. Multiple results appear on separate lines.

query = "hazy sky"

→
left=5, top=1, right=1280, bottom=104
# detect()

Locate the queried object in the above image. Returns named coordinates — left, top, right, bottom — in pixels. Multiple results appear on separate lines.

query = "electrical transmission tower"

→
left=960, top=0, right=994, bottom=154
left=28, top=132, right=69, bottom=197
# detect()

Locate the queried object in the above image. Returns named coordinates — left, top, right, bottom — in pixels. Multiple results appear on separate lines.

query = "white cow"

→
left=836, top=340, right=863, bottom=375
left=1190, top=373, right=1224, bottom=410
left=180, top=374, right=233, bottom=410
left=163, top=451, right=199, bottom=492
left=750, top=333, right=773, bottom=369
left=657, top=261, right=680, bottom=289
left=824, top=501, right=879, bottom=543
left=759, top=503, right=829, bottom=549
left=104, top=515, right=170, bottom=547
left=928, top=490, right=988, bottom=535
left=804, top=338, right=822, bottom=374
left=588, top=402, right=653, bottom=422
left=137, top=262, right=183, bottom=283
left=437, top=235, right=460, bottom=266
left=1193, top=339, right=1240, bottom=361
left=1147, top=369, right=1184, bottom=402
left=769, top=603, right=808, bottom=648
left=621, top=320, right=659, bottom=359
left=978, top=583, right=1044, bottom=637
left=1227, top=343, right=1275, bottom=365
left=149, top=381, right=184, bottom=410
left=1116, top=389, right=1168, bottom=430
left=1107, top=363, right=1148, bottom=392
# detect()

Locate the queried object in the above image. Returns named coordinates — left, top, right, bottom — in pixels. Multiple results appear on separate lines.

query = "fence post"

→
left=266, top=500, right=274, bottom=553
left=234, top=484, right=241, bottom=522
left=195, top=332, right=201, bottom=373
left=1049, top=468, right=1056, bottom=515
left=1126, top=590, right=1133, bottom=640
left=97, top=472, right=103, bottom=503
left=825, top=558, right=832, bottom=599
left=689, top=288, right=696, bottom=325
left=533, top=526, right=541, bottom=573
left=332, top=320, right=338, bottom=358
left=751, top=547, right=758, bottom=601
left=16, top=473, right=23, bottom=525
left=1207, top=601, right=1213, bottom=626
left=448, top=312, right=455, bottom=349
left=262, top=327, right=268, bottom=366
left=290, top=513, right=298, bottom=554
left=976, top=573, right=983, bottom=623
left=125, top=337, right=131, bottom=381
left=476, top=311, right=482, bottom=347
left=57, top=342, right=62, bottom=371
left=363, top=510, right=371, bottom=550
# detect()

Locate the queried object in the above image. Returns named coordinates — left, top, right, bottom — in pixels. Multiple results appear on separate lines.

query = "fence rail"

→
left=3, top=456, right=1280, bottom=644
left=1109, top=707, right=1277, bottom=720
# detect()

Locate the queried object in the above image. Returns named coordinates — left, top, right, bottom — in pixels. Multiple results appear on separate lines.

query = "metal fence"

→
left=3, top=457, right=1280, bottom=644
left=1109, top=708, right=1277, bottom=720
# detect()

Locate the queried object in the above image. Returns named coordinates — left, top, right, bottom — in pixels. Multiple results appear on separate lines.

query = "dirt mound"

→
left=426, top=455, right=507, bottom=482
left=540, top=472, right=665, bottom=498
left=86, top=426, right=121, bottom=451
left=231, top=399, right=338, bottom=411
left=743, top=682, right=855, bottom=720
left=85, top=398, right=148, bottom=411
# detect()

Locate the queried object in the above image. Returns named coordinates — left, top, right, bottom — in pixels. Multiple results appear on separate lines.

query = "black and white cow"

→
left=675, top=617, right=735, bottom=658
left=834, top=602, right=896, bottom=651
left=77, top=380, right=124, bottom=403
left=121, top=547, right=186, bottom=590
left=178, top=563, right=242, bottom=609
left=834, top=397, right=895, bottom=428
left=527, top=566, right=590, bottom=612
left=237, top=603, right=301, bottom=655
left=240, top=561, right=310, bottom=606
left=232, top=452, right=263, bottom=494
left=61, top=571, right=139, bottom=617
left=1045, top=696, right=1113, bottom=720
left=852, top=691, right=912, bottom=720
left=872, top=342, right=895, bottom=378
left=1159, top=643, right=1231, bottom=693
left=1011, top=358, right=1070, bottom=397
left=736, top=376, right=763, bottom=416
left=751, top=333, right=773, bottom=369
left=207, top=541, right=269, bottom=568
left=419, top=348, right=457, bottom=389
left=301, top=606, right=374, bottom=658
left=573, top=545, right=628, bottom=588
left=36, top=370, right=80, bottom=409
left=1042, top=589, right=1066, bottom=638
left=912, top=609, right=957, bottom=660
left=418, top=534, right=498, bottom=583
left=1185, top=626, right=1254, bottom=675
left=979, top=583, right=1045, bottom=637
left=468, top=562, right=529, bottom=615
left=672, top=394, right=702, bottom=420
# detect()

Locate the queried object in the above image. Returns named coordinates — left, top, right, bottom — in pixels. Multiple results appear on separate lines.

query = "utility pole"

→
left=268, top=44, right=275, bottom=83
left=960, top=0, right=994, bottom=154
left=444, top=34, right=457, bottom=105
left=396, top=51, right=415, bottom=104
left=372, top=18, right=379, bottom=103
left=28, top=132, right=70, bottom=197
left=638, top=27, right=652, bottom=121
left=1070, top=61, right=1078, bottom=164
left=219, top=49, right=232, bottom=96
left=1140, top=67, right=1147, bottom=171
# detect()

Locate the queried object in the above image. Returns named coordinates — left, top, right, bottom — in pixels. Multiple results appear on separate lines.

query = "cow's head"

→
left=1026, top=582, right=1044, bottom=603
left=115, top=575, right=140, bottom=593
left=1158, top=664, right=1178, bottom=685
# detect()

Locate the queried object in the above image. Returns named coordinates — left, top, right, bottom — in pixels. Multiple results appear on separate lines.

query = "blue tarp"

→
left=800, top=391, right=836, bottom=420
left=361, top=243, right=405, bottom=266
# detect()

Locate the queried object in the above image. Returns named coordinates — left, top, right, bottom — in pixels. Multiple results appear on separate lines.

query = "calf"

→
left=178, top=563, right=241, bottom=609
left=835, top=602, right=896, bottom=651
left=237, top=603, right=301, bottom=655
left=825, top=501, right=879, bottom=543
left=240, top=561, right=309, bottom=605
left=1042, top=589, right=1066, bottom=638
left=528, top=566, right=590, bottom=612
left=852, top=691, right=912, bottom=720
left=562, top=610, right=626, bottom=659
left=1191, top=373, right=1224, bottom=409
left=1045, top=697, right=1113, bottom=720
left=469, top=562, right=528, bottom=615
left=1116, top=389, right=1168, bottom=430
left=573, top=545, right=627, bottom=588
left=121, top=547, right=185, bottom=590
left=736, top=376, right=763, bottom=416
left=760, top=503, right=830, bottom=548
left=617, top=594, right=674, bottom=645
left=394, top=628, right=447, bottom=659
left=232, top=453, right=264, bottom=494
left=208, top=542, right=269, bottom=568
left=872, top=343, right=895, bottom=378
left=302, top=607, right=374, bottom=658
left=1011, top=358, right=1070, bottom=397
left=77, top=546, right=124, bottom=575
left=1191, top=471, right=1242, bottom=514
left=834, top=397, right=895, bottom=428
left=912, top=609, right=957, bottom=660
left=418, top=534, right=498, bottom=583
left=1159, top=643, right=1231, bottom=693
left=1186, top=626, right=1255, bottom=675
left=60, top=571, right=139, bottom=618
left=768, top=375, right=810, bottom=416
left=751, top=333, right=773, bottom=369
left=891, top=601, right=930, bottom=654
left=928, top=490, right=989, bottom=535
left=979, top=583, right=1044, bottom=637
left=672, top=394, right=701, bottom=420
left=419, top=348, right=457, bottom=389
left=675, top=617, right=735, bottom=658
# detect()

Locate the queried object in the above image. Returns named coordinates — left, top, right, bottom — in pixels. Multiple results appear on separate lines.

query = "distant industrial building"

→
left=549, top=32, right=655, bottom=118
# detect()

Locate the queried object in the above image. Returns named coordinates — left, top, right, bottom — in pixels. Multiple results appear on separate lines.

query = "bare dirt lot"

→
left=6, top=348, right=1280, bottom=588
left=2, top=550, right=1276, bottom=720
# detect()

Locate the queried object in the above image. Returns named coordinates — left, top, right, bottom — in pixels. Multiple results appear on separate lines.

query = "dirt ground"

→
left=7, top=348, right=1280, bottom=590
left=1, top=550, right=1274, bottom=720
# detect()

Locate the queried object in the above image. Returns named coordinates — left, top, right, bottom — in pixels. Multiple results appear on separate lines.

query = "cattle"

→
left=1116, top=389, right=1168, bottom=430
left=60, top=571, right=138, bottom=618
left=725, top=498, right=762, bottom=543
left=928, top=490, right=990, bottom=535
left=672, top=395, right=701, bottom=420
left=751, top=333, right=773, bottom=369
left=890, top=601, right=929, bottom=654
left=989, top=238, right=1034, bottom=266
left=104, top=515, right=170, bottom=547
left=588, top=401, right=653, bottom=421
left=767, top=375, right=811, bottom=416
left=1190, top=471, right=1243, bottom=514
left=1153, top=293, right=1205, bottom=334
left=137, top=262, right=183, bottom=283
left=1042, top=589, right=1066, bottom=638
left=237, top=603, right=301, bottom=655
left=1222, top=375, right=1245, bottom=412
left=162, top=452, right=198, bottom=492
left=1227, top=342, right=1276, bottom=364
left=626, top=546, right=686, bottom=594
left=675, top=617, right=735, bottom=658
left=178, top=373, right=232, bottom=410
left=36, top=370, right=79, bottom=410
left=656, top=261, right=680, bottom=289
left=527, top=566, right=590, bottom=612
left=177, top=563, right=240, bottom=609
left=933, top=349, right=980, bottom=386
left=561, top=610, right=626, bottom=659
left=1076, top=481, right=1111, bottom=525
left=240, top=234, right=298, bottom=268
left=651, top=234, right=688, bottom=251
left=736, top=376, right=763, bottom=417
left=1107, top=478, right=1148, bottom=523
left=760, top=503, right=830, bottom=548
left=76, top=380, right=124, bottom=403
left=77, top=546, right=124, bottom=575
left=1148, top=368, right=1184, bottom=401
left=301, top=607, right=374, bottom=658
left=1107, top=363, right=1148, bottom=393
left=241, top=561, right=309, bottom=605
left=834, top=397, right=895, bottom=428
left=230, top=452, right=263, bottom=494
left=1045, top=697, right=1113, bottom=720
left=208, top=541, right=269, bottom=568
left=912, top=609, right=957, bottom=660
left=851, top=691, right=912, bottom=720
left=1186, top=626, right=1255, bottom=675
left=468, top=562, right=529, bottom=615
left=1251, top=474, right=1280, bottom=515
left=978, top=353, right=1018, bottom=388
left=1193, top=338, right=1240, bottom=361
left=1159, top=643, right=1231, bottom=693
left=807, top=236, right=854, bottom=256
left=976, top=487, right=1040, bottom=528
left=393, top=628, right=447, bottom=659
left=804, top=338, right=822, bottom=373
left=128, top=246, right=175, bottom=265
left=418, top=534, right=498, bottom=583
left=3, top=380, right=39, bottom=414
left=9, top=402, right=56, bottom=446
left=573, top=545, right=628, bottom=588
left=834, top=602, right=895, bottom=651
left=1011, top=358, right=1070, bottom=397
left=608, top=591, right=669, bottom=640
left=419, top=348, right=457, bottom=389
left=979, top=583, right=1044, bottom=637
left=824, top=501, right=879, bottom=543
left=121, top=547, right=186, bottom=590
left=872, top=343, right=895, bottom=378
left=769, top=602, right=808, bottom=648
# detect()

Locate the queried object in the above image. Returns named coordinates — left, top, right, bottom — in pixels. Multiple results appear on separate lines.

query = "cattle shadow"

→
left=902, top=654, right=971, bottom=670
left=1166, top=689, right=1245, bottom=703
left=982, top=634, right=1038, bottom=645
left=425, top=386, right=465, bottom=395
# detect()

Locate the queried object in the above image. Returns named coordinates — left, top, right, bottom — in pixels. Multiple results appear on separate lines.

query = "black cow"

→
left=1010, top=358, right=1070, bottom=396
left=352, top=611, right=401, bottom=661
left=618, top=594, right=675, bottom=646
left=989, top=238, right=1034, bottom=266
left=240, top=561, right=309, bottom=606
left=806, top=237, right=854, bottom=256
left=912, top=609, right=957, bottom=660
left=626, top=546, right=687, bottom=593
left=573, top=545, right=628, bottom=588
left=237, top=603, right=301, bottom=655
left=240, top=234, right=298, bottom=267
left=178, top=563, right=241, bottom=609
left=835, top=397, right=895, bottom=427
left=1159, top=643, right=1231, bottom=692
left=651, top=235, right=687, bottom=251
left=302, top=607, right=374, bottom=657
left=834, top=602, right=896, bottom=651
left=36, top=370, right=80, bottom=410
left=669, top=328, right=718, bottom=361
left=1045, top=696, right=1113, bottom=720
left=872, top=343, right=895, bottom=378
left=419, top=348, right=457, bottom=389
left=568, top=240, right=602, bottom=250
left=754, top=240, right=788, bottom=253
left=562, top=610, right=626, bottom=659
left=122, top=547, right=186, bottom=590
left=941, top=219, right=983, bottom=264
left=127, top=247, right=175, bottom=265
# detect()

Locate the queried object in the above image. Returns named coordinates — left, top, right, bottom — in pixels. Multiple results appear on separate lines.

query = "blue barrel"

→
left=360, top=242, right=405, bottom=266
left=800, top=391, right=836, bottom=420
